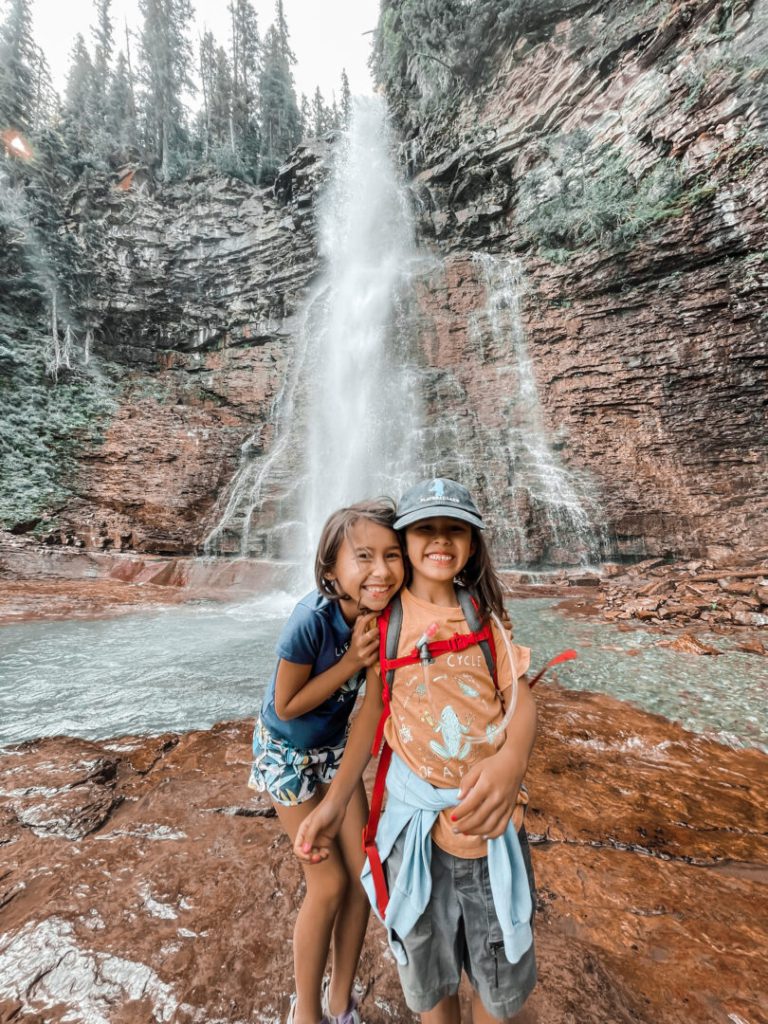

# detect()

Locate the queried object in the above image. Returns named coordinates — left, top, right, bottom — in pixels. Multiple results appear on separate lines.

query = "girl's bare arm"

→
left=451, top=668, right=537, bottom=839
left=274, top=613, right=378, bottom=719
left=293, top=667, right=384, bottom=862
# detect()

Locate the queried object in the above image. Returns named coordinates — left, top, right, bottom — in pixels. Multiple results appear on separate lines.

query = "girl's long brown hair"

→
left=455, top=527, right=507, bottom=624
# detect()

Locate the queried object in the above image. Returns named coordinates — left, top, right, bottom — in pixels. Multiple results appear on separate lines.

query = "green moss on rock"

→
left=0, top=313, right=120, bottom=532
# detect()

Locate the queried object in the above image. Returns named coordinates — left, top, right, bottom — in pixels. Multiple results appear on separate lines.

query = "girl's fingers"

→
left=452, top=781, right=486, bottom=822
left=453, top=785, right=515, bottom=834
left=455, top=804, right=509, bottom=838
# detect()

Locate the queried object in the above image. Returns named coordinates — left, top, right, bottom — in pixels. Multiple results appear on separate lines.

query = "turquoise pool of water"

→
left=0, top=594, right=765, bottom=752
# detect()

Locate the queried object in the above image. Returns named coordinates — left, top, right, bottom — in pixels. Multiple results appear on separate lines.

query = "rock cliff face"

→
left=7, top=2, right=766, bottom=563
left=23, top=146, right=329, bottom=555
left=391, top=0, right=768, bottom=562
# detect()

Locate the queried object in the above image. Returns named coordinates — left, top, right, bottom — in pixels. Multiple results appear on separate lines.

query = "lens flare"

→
left=2, top=130, right=33, bottom=160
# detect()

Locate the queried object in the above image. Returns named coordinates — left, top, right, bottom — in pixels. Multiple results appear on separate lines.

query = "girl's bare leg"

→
left=421, top=994, right=461, bottom=1024
left=324, top=779, right=370, bottom=1016
left=471, top=990, right=513, bottom=1024
left=275, top=796, right=351, bottom=1024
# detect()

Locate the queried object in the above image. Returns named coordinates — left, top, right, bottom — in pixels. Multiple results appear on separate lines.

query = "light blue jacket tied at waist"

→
left=360, top=752, right=534, bottom=966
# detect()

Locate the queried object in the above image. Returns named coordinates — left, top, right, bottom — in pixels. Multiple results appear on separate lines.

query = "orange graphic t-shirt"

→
left=376, top=587, right=531, bottom=859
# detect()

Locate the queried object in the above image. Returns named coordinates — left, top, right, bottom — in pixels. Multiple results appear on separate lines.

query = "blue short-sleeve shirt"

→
left=259, top=591, right=365, bottom=750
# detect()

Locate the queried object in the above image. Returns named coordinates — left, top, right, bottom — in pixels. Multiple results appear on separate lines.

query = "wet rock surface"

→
left=0, top=692, right=765, bottom=1024
left=0, top=537, right=296, bottom=624
left=600, top=552, right=768, bottom=633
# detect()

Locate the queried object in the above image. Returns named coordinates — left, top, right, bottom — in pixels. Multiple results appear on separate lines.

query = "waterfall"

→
left=472, top=253, right=609, bottom=566
left=202, top=295, right=318, bottom=558
left=300, top=98, right=423, bottom=560
left=204, top=105, right=609, bottom=571
left=204, top=97, right=424, bottom=568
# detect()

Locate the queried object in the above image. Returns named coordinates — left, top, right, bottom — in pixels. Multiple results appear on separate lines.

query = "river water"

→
left=0, top=594, right=764, bottom=753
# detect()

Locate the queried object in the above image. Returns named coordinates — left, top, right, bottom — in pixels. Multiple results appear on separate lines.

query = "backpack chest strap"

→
left=380, top=625, right=494, bottom=673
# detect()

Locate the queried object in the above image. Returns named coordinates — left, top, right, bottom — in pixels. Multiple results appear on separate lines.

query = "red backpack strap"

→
left=363, top=595, right=405, bottom=918
left=371, top=596, right=404, bottom=756
left=362, top=742, right=392, bottom=918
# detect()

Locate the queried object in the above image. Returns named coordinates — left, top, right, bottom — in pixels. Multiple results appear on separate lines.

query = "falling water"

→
left=204, top=106, right=610, bottom=569
left=300, top=98, right=423, bottom=558
left=472, top=253, right=609, bottom=566
left=202, top=295, right=318, bottom=557
left=204, top=98, right=425, bottom=567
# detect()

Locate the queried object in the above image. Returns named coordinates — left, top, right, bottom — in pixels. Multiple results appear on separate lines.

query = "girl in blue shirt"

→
left=249, top=498, right=405, bottom=1024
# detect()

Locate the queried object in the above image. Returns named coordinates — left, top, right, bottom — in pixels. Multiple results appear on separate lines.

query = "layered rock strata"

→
left=0, top=689, right=765, bottom=1024
left=601, top=550, right=768, bottom=629
left=6, top=4, right=767, bottom=565
left=391, top=0, right=768, bottom=561
left=48, top=145, right=330, bottom=555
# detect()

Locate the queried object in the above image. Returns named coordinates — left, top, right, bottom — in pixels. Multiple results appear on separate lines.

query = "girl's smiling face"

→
left=404, top=516, right=475, bottom=587
left=326, top=519, right=404, bottom=621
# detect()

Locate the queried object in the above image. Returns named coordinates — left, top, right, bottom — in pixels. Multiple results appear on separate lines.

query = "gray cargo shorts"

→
left=385, top=829, right=537, bottom=1020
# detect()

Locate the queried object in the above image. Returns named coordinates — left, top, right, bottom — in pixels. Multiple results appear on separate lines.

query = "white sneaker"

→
left=286, top=993, right=331, bottom=1024
left=321, top=977, right=361, bottom=1024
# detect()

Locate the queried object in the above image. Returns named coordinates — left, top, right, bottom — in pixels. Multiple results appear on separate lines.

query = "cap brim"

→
left=393, top=505, right=485, bottom=531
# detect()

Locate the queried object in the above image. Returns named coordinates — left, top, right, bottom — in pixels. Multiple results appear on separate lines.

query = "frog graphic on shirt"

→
left=429, top=705, right=472, bottom=761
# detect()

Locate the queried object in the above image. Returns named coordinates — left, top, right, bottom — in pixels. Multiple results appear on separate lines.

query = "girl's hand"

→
left=344, top=612, right=379, bottom=671
left=294, top=798, right=346, bottom=863
left=450, top=749, right=526, bottom=839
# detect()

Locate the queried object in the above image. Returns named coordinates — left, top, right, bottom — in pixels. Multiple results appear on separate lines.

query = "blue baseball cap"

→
left=393, top=478, right=485, bottom=531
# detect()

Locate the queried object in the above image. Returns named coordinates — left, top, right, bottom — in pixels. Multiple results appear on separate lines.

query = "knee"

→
left=307, top=862, right=350, bottom=911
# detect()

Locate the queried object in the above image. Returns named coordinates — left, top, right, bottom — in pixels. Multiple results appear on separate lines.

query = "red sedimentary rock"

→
left=0, top=687, right=765, bottom=1024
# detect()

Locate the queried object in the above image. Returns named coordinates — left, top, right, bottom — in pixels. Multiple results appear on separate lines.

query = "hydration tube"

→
left=417, top=622, right=438, bottom=690
left=464, top=615, right=578, bottom=745
left=415, top=616, right=577, bottom=746
left=459, top=612, right=522, bottom=745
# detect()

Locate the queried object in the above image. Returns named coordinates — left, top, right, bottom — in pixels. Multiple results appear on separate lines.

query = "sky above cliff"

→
left=32, top=0, right=379, bottom=103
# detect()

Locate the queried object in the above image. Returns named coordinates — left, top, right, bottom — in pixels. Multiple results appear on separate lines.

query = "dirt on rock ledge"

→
left=0, top=687, right=766, bottom=1024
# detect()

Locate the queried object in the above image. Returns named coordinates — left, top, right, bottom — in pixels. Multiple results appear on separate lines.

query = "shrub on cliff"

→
left=372, top=0, right=592, bottom=112
left=0, top=316, right=119, bottom=534
left=515, top=130, right=684, bottom=259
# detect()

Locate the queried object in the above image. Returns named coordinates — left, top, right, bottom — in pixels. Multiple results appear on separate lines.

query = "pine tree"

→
left=310, top=85, right=327, bottom=138
left=258, top=2, right=300, bottom=183
left=0, top=0, right=36, bottom=134
left=299, top=92, right=311, bottom=139
left=138, top=0, right=195, bottom=180
left=331, top=97, right=341, bottom=132
left=339, top=67, right=351, bottom=129
left=211, top=45, right=233, bottom=149
left=62, top=34, right=98, bottom=167
left=92, top=0, right=114, bottom=99
left=273, top=0, right=295, bottom=64
left=25, top=126, right=82, bottom=375
left=29, top=46, right=58, bottom=129
left=198, top=30, right=216, bottom=160
left=107, top=51, right=138, bottom=155
left=229, top=0, right=260, bottom=179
